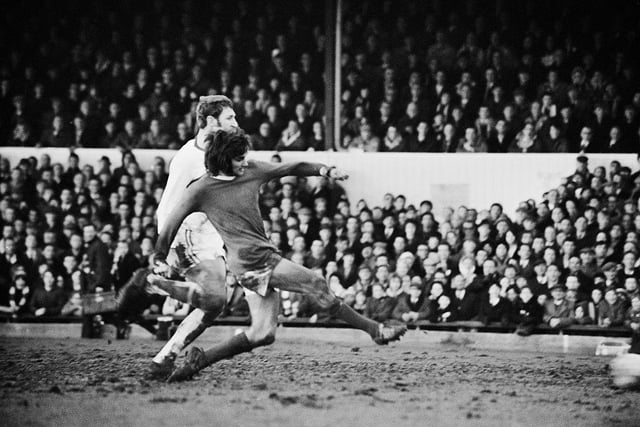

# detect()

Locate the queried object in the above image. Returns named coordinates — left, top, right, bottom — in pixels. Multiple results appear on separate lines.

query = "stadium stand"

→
left=0, top=0, right=638, bottom=152
left=0, top=149, right=639, bottom=343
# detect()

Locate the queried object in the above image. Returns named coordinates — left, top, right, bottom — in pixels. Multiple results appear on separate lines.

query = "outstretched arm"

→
left=253, top=160, right=349, bottom=181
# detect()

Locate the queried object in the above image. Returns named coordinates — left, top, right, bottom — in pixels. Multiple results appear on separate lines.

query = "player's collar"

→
left=194, top=133, right=208, bottom=151
left=210, top=174, right=235, bottom=181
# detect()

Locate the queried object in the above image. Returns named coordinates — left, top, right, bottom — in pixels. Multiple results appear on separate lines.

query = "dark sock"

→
left=331, top=302, right=379, bottom=337
left=202, top=332, right=253, bottom=366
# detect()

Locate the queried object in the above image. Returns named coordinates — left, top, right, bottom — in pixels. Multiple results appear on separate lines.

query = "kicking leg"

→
left=168, top=289, right=279, bottom=382
left=270, top=258, right=406, bottom=344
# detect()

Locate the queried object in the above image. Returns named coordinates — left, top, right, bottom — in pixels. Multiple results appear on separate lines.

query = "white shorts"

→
left=166, top=219, right=225, bottom=273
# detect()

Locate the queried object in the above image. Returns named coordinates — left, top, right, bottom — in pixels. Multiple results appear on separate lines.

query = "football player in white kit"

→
left=118, top=95, right=239, bottom=379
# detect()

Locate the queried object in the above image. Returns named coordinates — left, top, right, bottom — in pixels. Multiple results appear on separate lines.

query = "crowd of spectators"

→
left=1, top=149, right=640, bottom=340
left=336, top=0, right=640, bottom=153
left=1, top=0, right=640, bottom=153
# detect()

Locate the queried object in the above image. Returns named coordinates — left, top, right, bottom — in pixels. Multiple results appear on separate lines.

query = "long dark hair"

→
left=205, top=130, right=251, bottom=176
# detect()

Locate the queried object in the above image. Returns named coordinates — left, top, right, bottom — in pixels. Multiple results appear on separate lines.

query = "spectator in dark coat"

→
left=450, top=274, right=479, bottom=321
left=544, top=284, right=575, bottom=329
left=475, top=283, right=512, bottom=326
left=29, top=269, right=66, bottom=316
left=0, top=266, right=31, bottom=316
left=514, top=286, right=544, bottom=336
left=365, top=283, right=396, bottom=322
left=392, top=282, right=431, bottom=323
left=82, top=224, right=112, bottom=292
left=432, top=294, right=457, bottom=323
left=39, top=115, right=73, bottom=148
left=598, top=287, right=627, bottom=327
left=112, top=240, right=141, bottom=291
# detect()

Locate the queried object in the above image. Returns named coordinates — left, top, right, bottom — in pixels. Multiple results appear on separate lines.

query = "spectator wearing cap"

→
left=544, top=284, right=575, bottom=329
left=598, top=287, right=627, bottom=327
left=29, top=268, right=66, bottom=317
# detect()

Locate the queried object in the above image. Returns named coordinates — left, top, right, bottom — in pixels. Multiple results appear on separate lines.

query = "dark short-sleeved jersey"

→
left=156, top=160, right=325, bottom=275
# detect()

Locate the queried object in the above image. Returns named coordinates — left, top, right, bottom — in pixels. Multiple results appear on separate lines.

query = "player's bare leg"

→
left=269, top=258, right=406, bottom=344
left=168, top=289, right=279, bottom=382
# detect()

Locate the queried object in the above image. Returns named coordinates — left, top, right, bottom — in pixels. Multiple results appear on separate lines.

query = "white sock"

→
left=152, top=309, right=205, bottom=364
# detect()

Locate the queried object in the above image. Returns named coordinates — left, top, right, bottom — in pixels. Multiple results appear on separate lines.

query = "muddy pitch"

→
left=0, top=333, right=638, bottom=427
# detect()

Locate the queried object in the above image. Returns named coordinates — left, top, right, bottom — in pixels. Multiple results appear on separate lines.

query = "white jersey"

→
left=157, top=136, right=223, bottom=255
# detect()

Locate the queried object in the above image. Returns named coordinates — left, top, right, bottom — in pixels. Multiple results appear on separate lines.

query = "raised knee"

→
left=309, top=279, right=337, bottom=309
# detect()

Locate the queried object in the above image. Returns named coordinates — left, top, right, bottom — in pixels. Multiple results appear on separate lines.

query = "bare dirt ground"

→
left=0, top=333, right=638, bottom=427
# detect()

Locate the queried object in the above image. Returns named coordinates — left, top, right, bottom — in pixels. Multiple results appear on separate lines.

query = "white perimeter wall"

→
left=1, top=147, right=637, bottom=219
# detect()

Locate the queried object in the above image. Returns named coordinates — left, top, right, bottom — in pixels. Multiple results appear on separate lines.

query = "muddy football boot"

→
left=167, top=346, right=207, bottom=383
left=373, top=322, right=408, bottom=345
left=145, top=357, right=176, bottom=381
